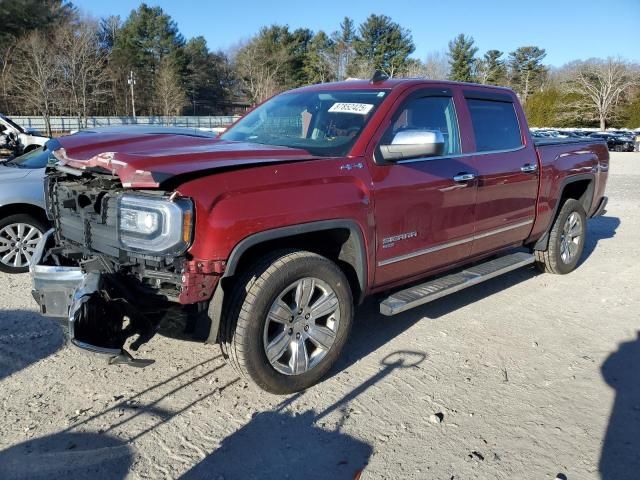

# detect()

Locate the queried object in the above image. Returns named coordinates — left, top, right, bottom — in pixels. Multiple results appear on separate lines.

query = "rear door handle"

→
left=453, top=173, right=476, bottom=183
left=521, top=163, right=538, bottom=173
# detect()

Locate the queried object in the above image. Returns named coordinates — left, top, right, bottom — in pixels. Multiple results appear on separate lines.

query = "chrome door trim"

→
left=378, top=236, right=474, bottom=267
left=378, top=219, right=534, bottom=267
left=393, top=145, right=526, bottom=165
left=472, top=219, right=534, bottom=240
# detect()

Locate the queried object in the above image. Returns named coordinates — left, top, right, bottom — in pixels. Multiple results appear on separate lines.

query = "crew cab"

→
left=30, top=77, right=609, bottom=394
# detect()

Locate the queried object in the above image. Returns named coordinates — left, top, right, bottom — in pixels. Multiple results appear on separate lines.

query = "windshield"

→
left=4, top=140, right=58, bottom=168
left=221, top=89, right=388, bottom=157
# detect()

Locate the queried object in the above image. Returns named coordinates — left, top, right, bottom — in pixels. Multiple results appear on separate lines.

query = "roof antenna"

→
left=370, top=70, right=389, bottom=84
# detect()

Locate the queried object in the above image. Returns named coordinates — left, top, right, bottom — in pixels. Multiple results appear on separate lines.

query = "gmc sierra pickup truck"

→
left=30, top=77, right=609, bottom=394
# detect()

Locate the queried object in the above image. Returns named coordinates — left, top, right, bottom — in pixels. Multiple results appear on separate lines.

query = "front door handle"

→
left=521, top=163, right=538, bottom=173
left=453, top=173, right=476, bottom=183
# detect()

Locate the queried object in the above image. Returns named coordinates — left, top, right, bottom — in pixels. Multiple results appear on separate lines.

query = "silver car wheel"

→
left=263, top=277, right=341, bottom=376
left=0, top=223, right=43, bottom=269
left=560, top=212, right=582, bottom=264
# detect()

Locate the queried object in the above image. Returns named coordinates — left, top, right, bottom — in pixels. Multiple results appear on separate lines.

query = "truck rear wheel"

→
left=220, top=250, right=353, bottom=394
left=535, top=198, right=586, bottom=274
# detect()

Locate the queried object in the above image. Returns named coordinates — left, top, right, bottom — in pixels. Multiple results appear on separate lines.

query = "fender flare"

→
left=533, top=173, right=595, bottom=251
left=206, top=219, right=368, bottom=344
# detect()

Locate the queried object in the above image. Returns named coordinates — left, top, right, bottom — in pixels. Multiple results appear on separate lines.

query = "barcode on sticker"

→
left=328, top=103, right=374, bottom=115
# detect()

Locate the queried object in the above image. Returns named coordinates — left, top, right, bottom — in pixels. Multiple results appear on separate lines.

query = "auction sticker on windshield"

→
left=328, top=103, right=374, bottom=115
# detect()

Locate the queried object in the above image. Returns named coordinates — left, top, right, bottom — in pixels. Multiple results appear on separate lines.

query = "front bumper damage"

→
left=31, top=230, right=165, bottom=367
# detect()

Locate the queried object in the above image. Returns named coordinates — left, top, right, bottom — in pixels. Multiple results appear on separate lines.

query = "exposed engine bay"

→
left=32, top=166, right=214, bottom=366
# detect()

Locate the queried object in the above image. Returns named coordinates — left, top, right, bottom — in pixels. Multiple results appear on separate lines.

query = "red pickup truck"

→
left=31, top=78, right=609, bottom=393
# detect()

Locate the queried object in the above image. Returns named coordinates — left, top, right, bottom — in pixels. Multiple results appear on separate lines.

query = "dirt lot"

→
left=0, top=152, right=638, bottom=480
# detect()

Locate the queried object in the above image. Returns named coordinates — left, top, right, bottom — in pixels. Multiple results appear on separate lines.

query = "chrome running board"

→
left=379, top=251, right=535, bottom=316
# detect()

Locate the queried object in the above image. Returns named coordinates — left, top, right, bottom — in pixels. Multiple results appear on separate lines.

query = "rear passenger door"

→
left=464, top=91, right=538, bottom=257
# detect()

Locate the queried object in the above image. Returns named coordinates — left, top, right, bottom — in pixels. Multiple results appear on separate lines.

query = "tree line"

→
left=1, top=1, right=638, bottom=136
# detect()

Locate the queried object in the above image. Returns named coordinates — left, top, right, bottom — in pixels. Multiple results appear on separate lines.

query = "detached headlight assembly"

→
left=118, top=194, right=193, bottom=255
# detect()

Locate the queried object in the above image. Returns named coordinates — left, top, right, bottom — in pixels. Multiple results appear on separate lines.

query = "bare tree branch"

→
left=561, top=58, right=640, bottom=130
left=12, top=31, right=60, bottom=136
left=155, top=58, right=187, bottom=117
left=57, top=22, right=110, bottom=127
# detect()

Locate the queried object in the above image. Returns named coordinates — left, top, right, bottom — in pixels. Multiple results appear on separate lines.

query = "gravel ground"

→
left=0, top=152, right=638, bottom=480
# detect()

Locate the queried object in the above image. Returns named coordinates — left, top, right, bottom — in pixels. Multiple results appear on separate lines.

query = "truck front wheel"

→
left=221, top=250, right=353, bottom=394
left=535, top=198, right=587, bottom=274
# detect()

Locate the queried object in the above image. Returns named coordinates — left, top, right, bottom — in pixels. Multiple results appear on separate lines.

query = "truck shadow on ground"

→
left=600, top=332, right=640, bottom=480
left=337, top=215, right=620, bottom=377
left=180, top=351, right=425, bottom=480
left=179, top=409, right=372, bottom=480
left=0, top=309, right=64, bottom=381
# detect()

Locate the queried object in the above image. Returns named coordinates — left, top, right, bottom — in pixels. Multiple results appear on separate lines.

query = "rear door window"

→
left=467, top=99, right=522, bottom=152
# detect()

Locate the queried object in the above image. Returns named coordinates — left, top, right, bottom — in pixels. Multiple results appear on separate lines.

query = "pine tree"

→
left=621, top=89, right=640, bottom=129
left=353, top=14, right=415, bottom=78
left=524, top=88, right=562, bottom=127
left=332, top=17, right=356, bottom=80
left=447, top=34, right=478, bottom=82
left=288, top=28, right=314, bottom=86
left=477, top=50, right=507, bottom=85
left=508, top=46, right=547, bottom=104
left=111, top=4, right=186, bottom=115
left=303, top=31, right=335, bottom=84
left=184, top=37, right=232, bottom=115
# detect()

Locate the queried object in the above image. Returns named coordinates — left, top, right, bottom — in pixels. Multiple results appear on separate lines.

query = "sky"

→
left=73, top=0, right=640, bottom=67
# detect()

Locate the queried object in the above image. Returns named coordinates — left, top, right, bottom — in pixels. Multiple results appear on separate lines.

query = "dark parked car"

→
left=589, top=133, right=635, bottom=152
left=562, top=131, right=590, bottom=139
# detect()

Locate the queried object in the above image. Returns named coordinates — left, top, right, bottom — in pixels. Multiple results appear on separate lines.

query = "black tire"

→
left=535, top=198, right=587, bottom=274
left=220, top=250, right=353, bottom=394
left=0, top=213, right=48, bottom=274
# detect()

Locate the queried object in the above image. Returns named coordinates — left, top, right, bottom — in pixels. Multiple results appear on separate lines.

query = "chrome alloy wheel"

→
left=0, top=223, right=43, bottom=269
left=263, top=277, right=341, bottom=376
left=560, top=212, right=582, bottom=264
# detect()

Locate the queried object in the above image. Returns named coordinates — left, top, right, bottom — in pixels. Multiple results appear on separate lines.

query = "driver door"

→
left=370, top=90, right=478, bottom=287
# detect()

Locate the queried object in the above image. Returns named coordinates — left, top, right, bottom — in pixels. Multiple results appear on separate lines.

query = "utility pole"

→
left=127, top=70, right=137, bottom=121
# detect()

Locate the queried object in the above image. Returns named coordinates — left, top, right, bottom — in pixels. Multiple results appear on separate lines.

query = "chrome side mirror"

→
left=379, top=129, right=445, bottom=161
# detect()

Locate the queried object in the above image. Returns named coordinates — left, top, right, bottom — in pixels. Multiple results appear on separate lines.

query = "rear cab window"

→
left=465, top=95, right=523, bottom=152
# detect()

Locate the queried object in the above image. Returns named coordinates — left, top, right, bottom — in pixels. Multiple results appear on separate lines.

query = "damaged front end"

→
left=31, top=164, right=219, bottom=367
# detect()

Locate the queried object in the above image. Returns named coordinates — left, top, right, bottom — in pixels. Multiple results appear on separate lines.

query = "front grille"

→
left=52, top=180, right=121, bottom=257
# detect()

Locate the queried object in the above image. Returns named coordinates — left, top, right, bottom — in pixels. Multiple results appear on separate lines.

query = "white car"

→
left=0, top=114, right=49, bottom=155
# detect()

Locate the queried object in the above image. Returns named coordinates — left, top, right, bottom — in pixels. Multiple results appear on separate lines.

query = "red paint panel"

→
left=527, top=141, right=609, bottom=242
left=470, top=147, right=538, bottom=256
left=370, top=158, right=477, bottom=286
left=177, top=158, right=376, bottom=289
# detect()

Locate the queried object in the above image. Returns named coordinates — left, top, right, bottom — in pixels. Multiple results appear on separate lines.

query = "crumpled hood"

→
left=54, top=132, right=319, bottom=188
